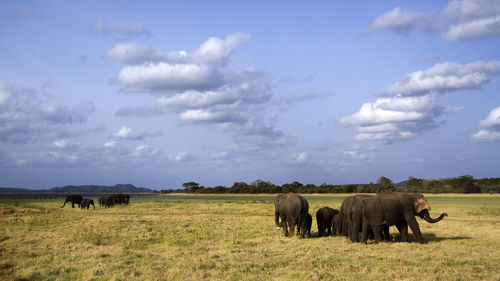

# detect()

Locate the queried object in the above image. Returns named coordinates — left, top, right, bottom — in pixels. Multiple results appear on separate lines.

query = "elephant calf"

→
left=80, top=199, right=95, bottom=210
left=316, top=207, right=339, bottom=237
left=297, top=213, right=312, bottom=238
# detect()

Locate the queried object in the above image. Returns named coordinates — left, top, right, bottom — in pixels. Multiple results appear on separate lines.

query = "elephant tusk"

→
left=277, top=227, right=281, bottom=230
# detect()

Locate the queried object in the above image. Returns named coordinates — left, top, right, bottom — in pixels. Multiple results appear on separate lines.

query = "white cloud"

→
left=104, top=141, right=117, bottom=147
left=168, top=151, right=192, bottom=162
left=472, top=106, right=500, bottom=142
left=366, top=7, right=434, bottom=35
left=117, top=62, right=220, bottom=92
left=111, top=126, right=161, bottom=140
left=340, top=60, right=500, bottom=142
left=112, top=33, right=290, bottom=151
left=382, top=61, right=500, bottom=96
left=367, top=0, right=500, bottom=40
left=285, top=152, right=308, bottom=164
left=456, top=151, right=477, bottom=160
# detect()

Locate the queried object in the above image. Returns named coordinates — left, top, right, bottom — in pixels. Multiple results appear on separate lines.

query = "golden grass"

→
left=0, top=194, right=499, bottom=280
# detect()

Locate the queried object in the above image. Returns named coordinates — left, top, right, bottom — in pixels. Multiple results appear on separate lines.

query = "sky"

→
left=1, top=0, right=500, bottom=189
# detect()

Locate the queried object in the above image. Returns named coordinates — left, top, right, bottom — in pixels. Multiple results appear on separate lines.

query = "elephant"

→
left=341, top=195, right=390, bottom=242
left=98, top=196, right=106, bottom=207
left=274, top=193, right=310, bottom=238
left=60, top=195, right=83, bottom=208
left=316, top=207, right=339, bottom=237
left=331, top=212, right=343, bottom=236
left=297, top=213, right=312, bottom=238
left=80, top=199, right=95, bottom=210
left=361, top=192, right=448, bottom=244
left=103, top=194, right=130, bottom=208
left=340, top=195, right=373, bottom=241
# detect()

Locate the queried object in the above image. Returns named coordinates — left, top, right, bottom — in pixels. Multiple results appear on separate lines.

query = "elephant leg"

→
left=361, top=220, right=370, bottom=244
left=327, top=226, right=332, bottom=236
left=351, top=221, right=360, bottom=242
left=282, top=220, right=289, bottom=237
left=288, top=221, right=296, bottom=237
left=372, top=225, right=383, bottom=244
left=383, top=225, right=391, bottom=241
left=396, top=222, right=408, bottom=242
left=407, top=216, right=425, bottom=243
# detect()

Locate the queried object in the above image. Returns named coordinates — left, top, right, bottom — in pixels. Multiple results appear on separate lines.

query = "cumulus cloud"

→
left=382, top=61, right=500, bottom=96
left=472, top=106, right=500, bottom=142
left=111, top=126, right=162, bottom=140
left=0, top=82, right=95, bottom=143
left=364, top=7, right=435, bottom=35
left=366, top=0, right=500, bottom=40
left=342, top=60, right=500, bottom=142
left=112, top=33, right=293, bottom=151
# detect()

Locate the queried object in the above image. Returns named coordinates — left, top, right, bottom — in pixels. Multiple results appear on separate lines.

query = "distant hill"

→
left=0, top=184, right=154, bottom=193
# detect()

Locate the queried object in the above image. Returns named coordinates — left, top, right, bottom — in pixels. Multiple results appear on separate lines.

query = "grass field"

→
left=1, top=194, right=499, bottom=280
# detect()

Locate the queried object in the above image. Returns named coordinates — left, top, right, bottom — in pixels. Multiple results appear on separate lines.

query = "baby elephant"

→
left=80, top=199, right=95, bottom=210
left=316, top=207, right=339, bottom=237
left=297, top=213, right=312, bottom=238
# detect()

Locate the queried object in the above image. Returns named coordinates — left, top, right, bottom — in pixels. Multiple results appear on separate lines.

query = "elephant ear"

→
left=414, top=197, right=431, bottom=214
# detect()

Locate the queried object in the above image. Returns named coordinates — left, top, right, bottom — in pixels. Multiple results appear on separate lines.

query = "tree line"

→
left=160, top=175, right=500, bottom=194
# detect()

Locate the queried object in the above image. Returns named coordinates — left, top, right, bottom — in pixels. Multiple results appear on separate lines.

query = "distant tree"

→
left=182, top=182, right=201, bottom=192
left=376, top=177, right=395, bottom=193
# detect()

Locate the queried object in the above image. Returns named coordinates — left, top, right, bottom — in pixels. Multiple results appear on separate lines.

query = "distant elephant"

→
left=80, top=199, right=95, bottom=210
left=275, top=193, right=309, bottom=238
left=316, top=207, right=339, bottom=237
left=331, top=212, right=342, bottom=236
left=297, top=213, right=312, bottom=238
left=103, top=194, right=130, bottom=208
left=98, top=196, right=106, bottom=207
left=60, top=195, right=83, bottom=208
left=361, top=192, right=447, bottom=244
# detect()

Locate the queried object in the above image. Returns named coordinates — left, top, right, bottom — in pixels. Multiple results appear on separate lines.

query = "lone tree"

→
left=376, top=176, right=395, bottom=193
left=183, top=182, right=201, bottom=192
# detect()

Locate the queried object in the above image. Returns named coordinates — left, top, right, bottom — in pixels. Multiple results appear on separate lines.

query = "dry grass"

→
left=0, top=194, right=499, bottom=280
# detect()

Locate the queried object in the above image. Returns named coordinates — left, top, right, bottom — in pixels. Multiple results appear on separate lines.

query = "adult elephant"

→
left=80, top=199, right=95, bottom=210
left=274, top=193, right=309, bottom=238
left=342, top=195, right=390, bottom=242
left=361, top=192, right=447, bottom=244
left=60, top=195, right=83, bottom=208
left=316, top=207, right=339, bottom=237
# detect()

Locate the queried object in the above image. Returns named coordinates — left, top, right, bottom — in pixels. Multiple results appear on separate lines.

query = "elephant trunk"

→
left=420, top=209, right=447, bottom=223
left=60, top=200, right=67, bottom=208
left=275, top=211, right=281, bottom=228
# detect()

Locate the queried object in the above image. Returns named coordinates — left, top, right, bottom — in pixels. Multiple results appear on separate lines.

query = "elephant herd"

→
left=275, top=192, right=448, bottom=244
left=60, top=194, right=130, bottom=210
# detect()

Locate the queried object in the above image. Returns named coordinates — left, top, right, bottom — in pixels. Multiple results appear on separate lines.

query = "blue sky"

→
left=1, top=0, right=500, bottom=189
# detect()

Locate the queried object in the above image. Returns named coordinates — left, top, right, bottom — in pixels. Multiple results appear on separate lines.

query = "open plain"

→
left=1, top=194, right=499, bottom=280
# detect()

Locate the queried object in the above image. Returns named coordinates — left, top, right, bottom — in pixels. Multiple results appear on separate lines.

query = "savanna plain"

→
left=0, top=194, right=499, bottom=281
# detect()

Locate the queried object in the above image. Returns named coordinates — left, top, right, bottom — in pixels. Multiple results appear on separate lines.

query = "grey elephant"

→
left=60, top=195, right=83, bottom=208
left=316, top=207, right=339, bottom=237
left=80, top=199, right=95, bottom=210
left=297, top=213, right=312, bottom=238
left=274, top=193, right=309, bottom=238
left=331, top=212, right=342, bottom=236
left=341, top=195, right=390, bottom=242
left=361, top=192, right=447, bottom=244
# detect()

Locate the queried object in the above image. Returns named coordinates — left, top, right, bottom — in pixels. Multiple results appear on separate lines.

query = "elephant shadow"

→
left=392, top=232, right=472, bottom=243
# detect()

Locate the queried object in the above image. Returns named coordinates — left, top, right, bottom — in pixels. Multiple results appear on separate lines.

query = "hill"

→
left=0, top=184, right=154, bottom=193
